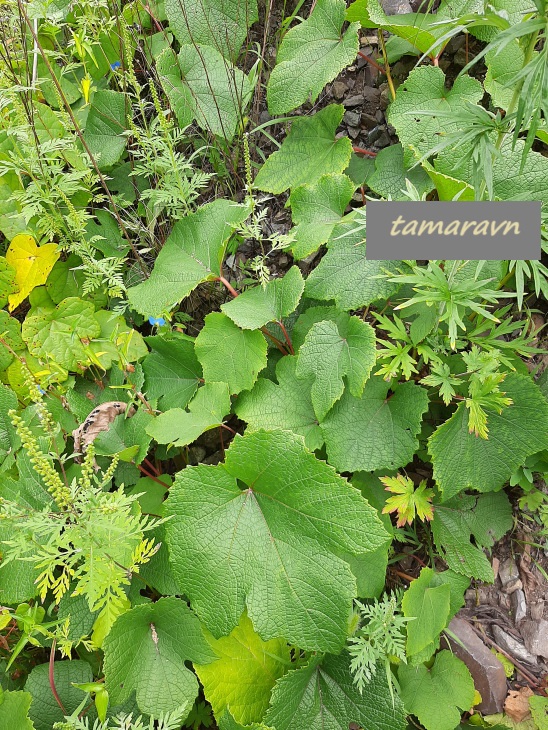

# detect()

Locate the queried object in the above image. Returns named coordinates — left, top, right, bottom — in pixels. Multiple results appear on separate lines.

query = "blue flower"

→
left=110, top=61, right=121, bottom=70
left=38, top=387, right=46, bottom=395
left=148, top=316, right=166, bottom=327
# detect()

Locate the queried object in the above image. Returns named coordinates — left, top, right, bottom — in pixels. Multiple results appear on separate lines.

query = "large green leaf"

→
left=93, top=408, right=153, bottom=464
left=401, top=567, right=450, bottom=659
left=83, top=90, right=127, bottom=169
left=429, top=374, right=548, bottom=501
left=235, top=356, right=323, bottom=451
left=25, top=661, right=93, bottom=730
left=254, top=105, right=352, bottom=194
left=127, top=200, right=248, bottom=316
left=0, top=257, right=18, bottom=308
left=265, top=653, right=407, bottom=730
left=142, top=335, right=202, bottom=411
left=267, top=0, right=359, bottom=114
left=304, top=220, right=404, bottom=310
left=398, top=651, right=475, bottom=730
left=146, top=382, right=231, bottom=447
left=195, top=612, right=290, bottom=725
left=177, top=44, right=252, bottom=140
left=295, top=314, right=376, bottom=420
left=470, top=0, right=534, bottom=42
left=387, top=66, right=483, bottom=164
left=165, top=0, right=257, bottom=61
left=288, top=174, right=355, bottom=259
left=0, top=384, right=20, bottom=463
left=165, top=430, right=388, bottom=652
left=103, top=597, right=216, bottom=717
left=484, top=41, right=525, bottom=112
left=0, top=310, right=25, bottom=371
left=22, top=297, right=100, bottom=371
left=431, top=492, right=513, bottom=582
left=195, top=312, right=267, bottom=395
left=321, top=377, right=429, bottom=472
left=156, top=47, right=194, bottom=129
left=0, top=690, right=34, bottom=730
left=367, top=143, right=433, bottom=200
left=221, top=266, right=304, bottom=330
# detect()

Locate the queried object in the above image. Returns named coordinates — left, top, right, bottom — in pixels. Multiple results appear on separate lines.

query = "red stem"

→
left=143, top=457, right=160, bottom=476
left=137, top=464, right=168, bottom=487
left=357, top=49, right=385, bottom=74
left=353, top=146, right=377, bottom=157
left=49, top=641, right=67, bottom=715
left=220, top=423, right=237, bottom=435
left=277, top=320, right=294, bottom=355
left=216, top=275, right=239, bottom=298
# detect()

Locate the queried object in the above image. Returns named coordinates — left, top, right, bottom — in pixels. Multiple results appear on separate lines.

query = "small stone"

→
left=361, top=86, right=381, bottom=114
left=381, top=0, right=413, bottom=13
left=446, top=34, right=466, bottom=53
left=374, top=131, right=392, bottom=148
left=492, top=557, right=500, bottom=580
left=445, top=617, right=507, bottom=714
left=511, top=589, right=527, bottom=623
left=367, top=125, right=384, bottom=144
left=439, top=58, right=451, bottom=72
left=343, top=94, right=364, bottom=108
left=492, top=625, right=539, bottom=666
left=187, top=446, right=206, bottom=465
left=505, top=578, right=523, bottom=595
left=379, top=85, right=391, bottom=110
left=499, top=558, right=520, bottom=587
left=361, top=112, right=378, bottom=130
left=530, top=602, right=544, bottom=621
left=332, top=81, right=347, bottom=100
left=453, top=48, right=468, bottom=67
left=375, top=110, right=385, bottom=123
left=521, top=619, right=548, bottom=659
left=347, top=126, right=361, bottom=139
left=344, top=110, right=361, bottom=127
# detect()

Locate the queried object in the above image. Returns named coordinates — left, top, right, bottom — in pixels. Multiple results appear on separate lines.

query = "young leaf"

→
left=429, top=374, right=548, bottom=501
left=367, top=143, right=433, bottom=200
left=93, top=408, right=153, bottom=464
left=6, top=235, right=59, bottom=312
left=401, top=567, right=451, bottom=658
left=304, top=220, right=404, bottom=310
left=156, top=47, right=194, bottom=129
left=321, top=378, right=429, bottom=473
left=254, top=105, right=352, bottom=194
left=127, top=200, right=248, bottom=317
left=431, top=492, right=513, bottom=582
left=398, top=651, right=475, bottom=730
left=235, top=355, right=323, bottom=451
left=221, top=266, right=304, bottom=330
left=103, top=597, right=216, bottom=718
left=165, top=0, right=258, bottom=61
left=381, top=474, right=434, bottom=528
left=288, top=174, right=355, bottom=259
left=165, top=430, right=389, bottom=652
left=295, top=315, right=376, bottom=420
left=25, top=661, right=93, bottom=730
left=0, top=256, right=18, bottom=308
left=142, top=335, right=202, bottom=411
left=0, top=310, right=25, bottom=371
left=0, top=690, right=34, bottom=730
left=195, top=313, right=267, bottom=395
left=267, top=0, right=359, bottom=115
left=146, top=382, right=231, bottom=447
left=265, top=653, right=407, bottom=730
left=83, top=89, right=128, bottom=169
left=194, top=612, right=290, bottom=725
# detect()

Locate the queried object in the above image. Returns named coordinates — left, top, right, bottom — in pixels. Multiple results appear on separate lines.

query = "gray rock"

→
left=521, top=619, right=548, bottom=659
left=367, top=125, right=384, bottom=144
left=381, top=0, right=413, bottom=14
left=530, top=602, right=544, bottom=621
left=361, top=112, right=378, bottom=130
left=343, top=94, right=364, bottom=108
left=332, top=81, right=347, bottom=100
left=347, top=126, right=361, bottom=139
left=511, top=589, right=527, bottom=623
left=492, top=625, right=538, bottom=666
left=505, top=578, right=523, bottom=595
left=445, top=617, right=507, bottom=714
left=362, top=86, right=381, bottom=115
left=344, top=110, right=361, bottom=127
left=374, top=131, right=392, bottom=148
left=499, top=558, right=519, bottom=587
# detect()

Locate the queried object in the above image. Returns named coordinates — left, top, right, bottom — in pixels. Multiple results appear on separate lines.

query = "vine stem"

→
left=357, top=49, right=385, bottom=74
left=49, top=640, right=67, bottom=715
left=353, top=146, right=377, bottom=157
left=277, top=320, right=294, bottom=355
left=137, top=464, right=168, bottom=487
left=377, top=29, right=396, bottom=101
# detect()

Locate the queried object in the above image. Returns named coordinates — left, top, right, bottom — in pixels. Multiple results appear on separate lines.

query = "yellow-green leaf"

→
left=6, top=235, right=59, bottom=312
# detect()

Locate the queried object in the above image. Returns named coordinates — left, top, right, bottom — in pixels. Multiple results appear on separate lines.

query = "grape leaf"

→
left=234, top=356, right=323, bottom=451
left=146, top=382, right=231, bottom=447
left=295, top=314, right=376, bottom=420
left=177, top=44, right=253, bottom=140
left=429, top=374, right=548, bottom=501
left=142, top=335, right=202, bottom=411
left=0, top=310, right=25, bottom=371
left=127, top=200, right=248, bottom=316
left=398, top=651, right=475, bottom=730
left=401, top=567, right=451, bottom=658
left=321, top=377, right=429, bottom=473
left=288, top=174, right=355, bottom=259
left=165, top=430, right=389, bottom=652
left=431, top=492, right=513, bottom=582
left=6, top=235, right=59, bottom=312
left=0, top=384, right=19, bottom=464
left=254, top=105, right=352, bottom=194
left=0, top=690, right=34, bottom=730
left=83, top=90, right=127, bottom=169
left=387, top=66, right=483, bottom=164
left=194, top=612, right=290, bottom=725
left=367, top=143, right=433, bottom=200
left=93, top=408, right=153, bottom=464
left=0, top=257, right=18, bottom=308
left=195, top=313, right=267, bottom=395
left=165, top=0, right=257, bottom=61
left=265, top=652, right=407, bottom=730
left=470, top=0, right=534, bottom=42
left=304, top=219, right=404, bottom=310
left=156, top=47, right=194, bottom=129
left=221, top=266, right=304, bottom=330
left=103, top=597, right=216, bottom=717
left=484, top=42, right=525, bottom=112
left=25, top=661, right=93, bottom=730
left=267, top=0, right=359, bottom=114
left=218, top=713, right=273, bottom=730
left=22, top=297, right=101, bottom=371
